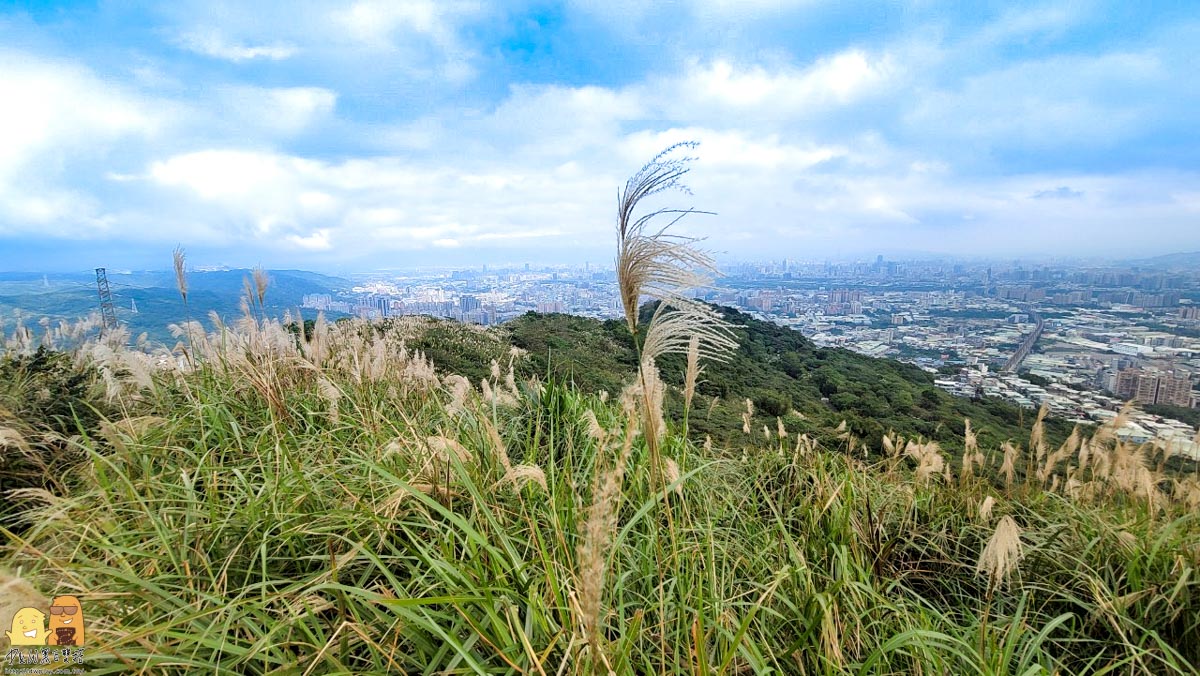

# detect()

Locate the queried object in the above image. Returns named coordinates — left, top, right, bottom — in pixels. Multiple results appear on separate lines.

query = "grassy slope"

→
left=1, top=316, right=1197, bottom=674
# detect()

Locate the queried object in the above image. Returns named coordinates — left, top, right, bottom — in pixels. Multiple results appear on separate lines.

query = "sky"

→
left=1, top=0, right=1199, bottom=273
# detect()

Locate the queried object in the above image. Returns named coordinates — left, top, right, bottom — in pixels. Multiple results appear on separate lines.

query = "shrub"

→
left=0, top=347, right=107, bottom=521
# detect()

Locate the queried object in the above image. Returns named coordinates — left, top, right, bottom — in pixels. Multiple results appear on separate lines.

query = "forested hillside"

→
left=401, top=305, right=1078, bottom=453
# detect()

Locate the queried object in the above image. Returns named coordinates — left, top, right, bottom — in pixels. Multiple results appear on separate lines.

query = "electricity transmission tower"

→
left=95, top=267, right=118, bottom=334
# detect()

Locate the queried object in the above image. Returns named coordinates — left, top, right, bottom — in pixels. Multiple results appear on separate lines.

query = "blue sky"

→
left=1, top=1, right=1198, bottom=272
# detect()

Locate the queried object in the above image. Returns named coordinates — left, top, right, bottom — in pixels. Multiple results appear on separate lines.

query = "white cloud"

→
left=142, top=147, right=611, bottom=254
left=678, top=51, right=896, bottom=109
left=568, top=0, right=820, bottom=35
left=160, top=1, right=484, bottom=85
left=333, top=0, right=465, bottom=48
left=579, top=49, right=906, bottom=135
left=216, top=86, right=337, bottom=135
left=287, top=229, right=332, bottom=251
left=151, top=150, right=298, bottom=201
left=969, top=4, right=1083, bottom=49
left=622, top=128, right=845, bottom=171
left=328, top=0, right=481, bottom=81
left=0, top=50, right=168, bottom=233
left=3, top=3, right=1198, bottom=263
left=472, top=84, right=644, bottom=158
left=177, top=29, right=297, bottom=61
left=904, top=49, right=1166, bottom=150
left=126, top=40, right=1200, bottom=261
left=0, top=52, right=160, bottom=180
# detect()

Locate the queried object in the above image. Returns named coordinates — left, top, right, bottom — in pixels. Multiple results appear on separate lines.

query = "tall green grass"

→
left=2, top=333, right=1196, bottom=673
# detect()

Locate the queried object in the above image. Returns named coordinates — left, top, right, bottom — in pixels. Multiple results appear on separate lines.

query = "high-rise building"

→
left=1134, top=373, right=1160, bottom=405
left=829, top=289, right=863, bottom=304
left=1113, top=369, right=1139, bottom=400
left=1157, top=374, right=1194, bottom=408
left=459, top=295, right=481, bottom=312
left=1114, top=368, right=1198, bottom=407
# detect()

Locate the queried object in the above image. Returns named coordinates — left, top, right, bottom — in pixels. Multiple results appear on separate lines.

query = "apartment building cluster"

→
left=1109, top=368, right=1198, bottom=408
left=825, top=289, right=864, bottom=316
left=995, top=286, right=1182, bottom=308
left=300, top=293, right=352, bottom=314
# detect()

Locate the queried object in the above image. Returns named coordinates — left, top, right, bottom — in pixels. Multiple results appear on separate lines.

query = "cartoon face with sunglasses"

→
left=46, top=596, right=85, bottom=647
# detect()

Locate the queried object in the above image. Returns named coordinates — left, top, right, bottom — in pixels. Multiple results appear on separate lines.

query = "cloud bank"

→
left=0, top=1, right=1198, bottom=270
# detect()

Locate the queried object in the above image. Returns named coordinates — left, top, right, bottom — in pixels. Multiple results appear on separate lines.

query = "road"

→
left=1002, top=310, right=1043, bottom=373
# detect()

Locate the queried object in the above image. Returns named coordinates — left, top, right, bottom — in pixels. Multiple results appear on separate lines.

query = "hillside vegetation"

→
left=502, top=306, right=1079, bottom=455
left=0, top=313, right=1198, bottom=673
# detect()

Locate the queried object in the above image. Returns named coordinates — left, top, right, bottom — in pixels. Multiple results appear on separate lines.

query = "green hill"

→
left=394, top=306, right=1076, bottom=454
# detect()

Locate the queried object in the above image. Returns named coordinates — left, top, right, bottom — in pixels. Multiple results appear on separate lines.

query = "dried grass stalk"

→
left=173, top=245, right=188, bottom=304
left=502, top=464, right=547, bottom=492
left=906, top=440, right=945, bottom=484
left=577, top=424, right=637, bottom=666
left=977, top=515, right=1024, bottom=590
left=1000, top=441, right=1019, bottom=488
left=979, top=495, right=996, bottom=522
left=253, top=267, right=269, bottom=307
left=683, top=336, right=702, bottom=414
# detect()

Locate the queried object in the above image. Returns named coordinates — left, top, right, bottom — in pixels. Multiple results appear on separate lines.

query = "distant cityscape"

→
left=306, top=255, right=1200, bottom=451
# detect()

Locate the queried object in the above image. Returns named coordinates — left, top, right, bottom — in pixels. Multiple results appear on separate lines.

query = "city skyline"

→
left=3, top=2, right=1200, bottom=270
left=7, top=248, right=1200, bottom=277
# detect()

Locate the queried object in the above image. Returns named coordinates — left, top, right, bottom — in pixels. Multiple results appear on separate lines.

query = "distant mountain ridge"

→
left=1125, top=251, right=1200, bottom=269
left=0, top=269, right=350, bottom=342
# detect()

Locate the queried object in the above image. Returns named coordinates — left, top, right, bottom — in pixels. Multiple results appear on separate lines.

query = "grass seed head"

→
left=977, top=515, right=1024, bottom=590
left=253, top=267, right=269, bottom=306
left=502, top=464, right=547, bottom=492
left=979, top=495, right=996, bottom=522
left=683, top=335, right=702, bottom=413
left=173, top=245, right=188, bottom=303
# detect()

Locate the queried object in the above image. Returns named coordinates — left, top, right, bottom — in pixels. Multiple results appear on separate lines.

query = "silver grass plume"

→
left=577, top=424, right=636, bottom=667
left=1028, top=403, right=1048, bottom=485
left=617, top=143, right=711, bottom=333
left=614, top=143, right=737, bottom=466
left=173, top=245, right=188, bottom=304
left=639, top=357, right=667, bottom=447
left=615, top=143, right=737, bottom=362
left=960, top=418, right=984, bottom=482
left=978, top=495, right=996, bottom=522
left=639, top=301, right=738, bottom=365
left=253, top=267, right=269, bottom=308
left=977, top=515, right=1024, bottom=590
left=1000, top=441, right=1019, bottom=488
left=682, top=335, right=702, bottom=415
